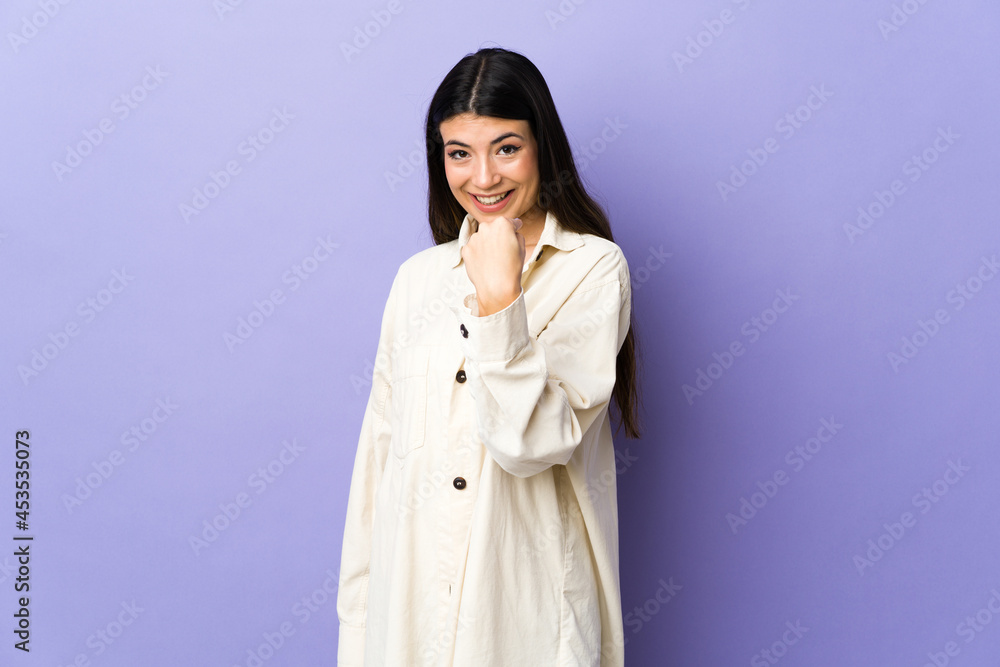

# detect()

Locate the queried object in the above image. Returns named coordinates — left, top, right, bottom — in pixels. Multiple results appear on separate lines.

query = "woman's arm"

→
left=449, top=246, right=632, bottom=478
left=336, top=269, right=399, bottom=665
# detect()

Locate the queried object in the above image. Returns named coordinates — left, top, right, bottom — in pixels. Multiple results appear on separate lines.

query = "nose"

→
left=470, top=155, right=502, bottom=191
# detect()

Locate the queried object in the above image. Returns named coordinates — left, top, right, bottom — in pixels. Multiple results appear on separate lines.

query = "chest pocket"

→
left=389, top=346, right=430, bottom=459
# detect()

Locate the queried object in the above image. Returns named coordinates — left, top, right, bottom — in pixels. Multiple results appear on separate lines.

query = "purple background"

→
left=2, top=1, right=998, bottom=665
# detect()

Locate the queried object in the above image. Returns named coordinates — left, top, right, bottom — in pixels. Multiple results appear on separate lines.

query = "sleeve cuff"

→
left=337, top=622, right=366, bottom=666
left=449, top=288, right=530, bottom=363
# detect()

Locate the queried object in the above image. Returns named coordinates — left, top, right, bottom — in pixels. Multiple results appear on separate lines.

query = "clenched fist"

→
left=461, top=216, right=526, bottom=316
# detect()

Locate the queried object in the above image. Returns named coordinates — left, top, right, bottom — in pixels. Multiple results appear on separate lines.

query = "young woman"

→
left=337, top=46, right=642, bottom=666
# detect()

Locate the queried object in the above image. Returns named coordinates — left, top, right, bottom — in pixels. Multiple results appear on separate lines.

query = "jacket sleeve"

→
left=448, top=248, right=632, bottom=478
left=336, top=269, right=400, bottom=665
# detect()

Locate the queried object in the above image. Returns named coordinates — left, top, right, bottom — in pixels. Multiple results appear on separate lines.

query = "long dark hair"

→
left=424, top=46, right=643, bottom=439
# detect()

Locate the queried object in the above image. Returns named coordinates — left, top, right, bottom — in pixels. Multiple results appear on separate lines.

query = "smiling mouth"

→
left=472, top=190, right=513, bottom=205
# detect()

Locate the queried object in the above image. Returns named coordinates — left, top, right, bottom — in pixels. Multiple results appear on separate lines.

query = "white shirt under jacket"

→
left=337, top=208, right=632, bottom=666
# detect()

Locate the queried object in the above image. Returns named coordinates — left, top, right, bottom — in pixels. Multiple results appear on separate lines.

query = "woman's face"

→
left=439, top=113, right=543, bottom=227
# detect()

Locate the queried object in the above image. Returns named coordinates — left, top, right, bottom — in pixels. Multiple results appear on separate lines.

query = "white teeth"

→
left=474, top=191, right=509, bottom=205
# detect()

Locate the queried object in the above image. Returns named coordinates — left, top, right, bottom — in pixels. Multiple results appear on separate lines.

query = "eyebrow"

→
left=443, top=132, right=524, bottom=148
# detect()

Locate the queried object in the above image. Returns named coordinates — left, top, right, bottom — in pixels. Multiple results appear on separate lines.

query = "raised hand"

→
left=461, top=216, right=526, bottom=316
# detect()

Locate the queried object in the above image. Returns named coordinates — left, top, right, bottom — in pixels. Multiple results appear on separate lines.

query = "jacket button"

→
left=456, top=370, right=467, bottom=383
left=460, top=324, right=468, bottom=338
left=453, top=477, right=467, bottom=490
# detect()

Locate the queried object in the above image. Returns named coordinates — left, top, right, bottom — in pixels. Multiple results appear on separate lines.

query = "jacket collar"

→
left=449, top=208, right=584, bottom=269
